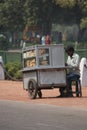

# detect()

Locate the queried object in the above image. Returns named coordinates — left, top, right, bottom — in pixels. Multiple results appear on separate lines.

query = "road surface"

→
left=0, top=100, right=87, bottom=130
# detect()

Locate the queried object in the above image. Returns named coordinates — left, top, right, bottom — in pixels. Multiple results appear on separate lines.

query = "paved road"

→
left=0, top=100, right=87, bottom=130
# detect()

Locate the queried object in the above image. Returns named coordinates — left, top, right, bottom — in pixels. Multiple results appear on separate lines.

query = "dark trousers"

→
left=59, top=73, right=80, bottom=96
left=66, top=73, right=80, bottom=91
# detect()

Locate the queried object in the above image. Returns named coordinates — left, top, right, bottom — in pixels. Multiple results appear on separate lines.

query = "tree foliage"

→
left=54, top=0, right=76, bottom=7
left=0, top=0, right=87, bottom=41
left=24, top=0, right=56, bottom=34
left=0, top=0, right=26, bottom=32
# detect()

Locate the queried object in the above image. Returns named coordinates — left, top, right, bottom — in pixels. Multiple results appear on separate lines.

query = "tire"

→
left=38, top=90, right=42, bottom=98
left=28, top=79, right=38, bottom=99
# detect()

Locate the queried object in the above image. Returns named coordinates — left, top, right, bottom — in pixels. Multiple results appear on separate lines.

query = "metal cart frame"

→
left=22, top=44, right=67, bottom=99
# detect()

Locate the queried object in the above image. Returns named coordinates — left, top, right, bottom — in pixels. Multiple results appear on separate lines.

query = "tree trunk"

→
left=77, top=27, right=86, bottom=43
left=42, top=20, right=52, bottom=35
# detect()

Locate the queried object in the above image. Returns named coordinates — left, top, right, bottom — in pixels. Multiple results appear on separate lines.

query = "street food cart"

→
left=22, top=44, right=67, bottom=99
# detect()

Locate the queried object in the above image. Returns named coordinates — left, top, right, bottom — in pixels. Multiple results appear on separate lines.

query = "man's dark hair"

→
left=65, top=45, right=74, bottom=53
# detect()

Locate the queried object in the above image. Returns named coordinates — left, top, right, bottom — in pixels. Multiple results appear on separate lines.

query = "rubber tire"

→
left=28, top=79, right=38, bottom=99
left=38, top=90, right=42, bottom=98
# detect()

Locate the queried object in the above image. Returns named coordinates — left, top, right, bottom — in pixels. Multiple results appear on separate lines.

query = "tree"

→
left=54, top=0, right=87, bottom=42
left=0, top=34, right=8, bottom=50
left=24, top=0, right=56, bottom=35
left=0, top=0, right=87, bottom=43
left=0, top=0, right=26, bottom=44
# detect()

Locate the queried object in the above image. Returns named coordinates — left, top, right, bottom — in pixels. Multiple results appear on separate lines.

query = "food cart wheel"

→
left=28, top=79, right=38, bottom=99
left=37, top=90, right=42, bottom=98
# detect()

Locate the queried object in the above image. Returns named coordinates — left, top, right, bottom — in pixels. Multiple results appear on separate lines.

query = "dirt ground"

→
left=0, top=80, right=87, bottom=109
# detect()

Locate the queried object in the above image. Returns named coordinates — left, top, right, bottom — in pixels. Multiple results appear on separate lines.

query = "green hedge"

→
left=5, top=62, right=22, bottom=80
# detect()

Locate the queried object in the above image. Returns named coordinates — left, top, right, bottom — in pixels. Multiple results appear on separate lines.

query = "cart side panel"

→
left=23, top=71, right=37, bottom=90
left=51, top=45, right=65, bottom=67
left=39, top=70, right=66, bottom=86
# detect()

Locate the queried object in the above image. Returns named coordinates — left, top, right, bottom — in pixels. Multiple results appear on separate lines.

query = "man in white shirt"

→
left=65, top=45, right=80, bottom=96
left=41, top=36, right=46, bottom=45
left=59, top=45, right=80, bottom=97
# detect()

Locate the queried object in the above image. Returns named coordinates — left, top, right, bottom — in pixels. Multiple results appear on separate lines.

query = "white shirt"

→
left=41, top=36, right=45, bottom=45
left=67, top=53, right=80, bottom=75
